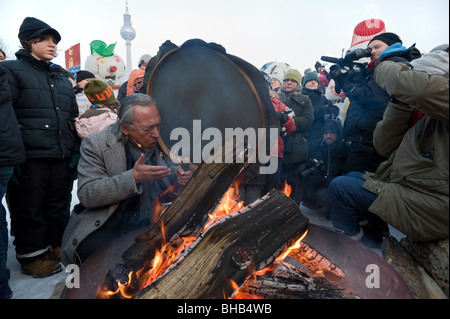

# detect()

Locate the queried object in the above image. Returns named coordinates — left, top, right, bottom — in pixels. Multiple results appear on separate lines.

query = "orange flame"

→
left=231, top=230, right=308, bottom=298
left=281, top=180, right=292, bottom=197
left=203, top=181, right=244, bottom=230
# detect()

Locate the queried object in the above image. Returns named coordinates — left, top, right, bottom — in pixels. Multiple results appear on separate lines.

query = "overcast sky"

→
left=1, top=0, right=448, bottom=74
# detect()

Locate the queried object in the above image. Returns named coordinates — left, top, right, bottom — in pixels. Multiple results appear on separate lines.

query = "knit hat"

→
left=84, top=80, right=120, bottom=106
left=269, top=74, right=283, bottom=86
left=322, top=120, right=340, bottom=134
left=138, top=54, right=152, bottom=68
left=350, top=19, right=386, bottom=48
left=283, top=69, right=302, bottom=85
left=368, top=32, right=402, bottom=47
left=302, top=71, right=320, bottom=87
left=76, top=70, right=95, bottom=83
left=18, top=17, right=61, bottom=43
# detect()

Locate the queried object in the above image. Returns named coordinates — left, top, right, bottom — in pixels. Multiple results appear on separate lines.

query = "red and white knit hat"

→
left=350, top=19, right=386, bottom=48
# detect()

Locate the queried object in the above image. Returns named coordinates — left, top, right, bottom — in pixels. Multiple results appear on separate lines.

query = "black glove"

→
left=329, top=65, right=341, bottom=79
left=343, top=48, right=372, bottom=63
left=314, top=61, right=322, bottom=72
left=276, top=112, right=288, bottom=124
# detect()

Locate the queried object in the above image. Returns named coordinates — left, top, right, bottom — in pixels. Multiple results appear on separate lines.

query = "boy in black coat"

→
left=0, top=17, right=80, bottom=278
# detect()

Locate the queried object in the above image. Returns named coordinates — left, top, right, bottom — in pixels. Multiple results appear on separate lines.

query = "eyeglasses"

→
left=130, top=122, right=161, bottom=134
left=283, top=79, right=297, bottom=83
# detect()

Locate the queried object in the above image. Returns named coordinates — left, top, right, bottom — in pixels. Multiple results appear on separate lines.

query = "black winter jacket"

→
left=309, top=119, right=348, bottom=186
left=301, top=87, right=339, bottom=144
left=0, top=50, right=80, bottom=159
left=0, top=68, right=25, bottom=167
left=335, top=44, right=421, bottom=172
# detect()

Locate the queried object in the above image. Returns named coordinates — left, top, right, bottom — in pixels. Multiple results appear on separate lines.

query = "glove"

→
left=275, top=112, right=288, bottom=124
left=343, top=48, right=372, bottom=63
left=314, top=61, right=322, bottom=72
left=328, top=65, right=341, bottom=79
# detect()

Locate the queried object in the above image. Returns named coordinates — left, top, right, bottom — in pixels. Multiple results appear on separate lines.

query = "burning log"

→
left=133, top=190, right=309, bottom=299
left=101, top=138, right=249, bottom=296
left=234, top=240, right=352, bottom=299
left=235, top=258, right=349, bottom=299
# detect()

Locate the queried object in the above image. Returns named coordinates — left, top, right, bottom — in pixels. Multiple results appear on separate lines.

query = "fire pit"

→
left=63, top=218, right=413, bottom=299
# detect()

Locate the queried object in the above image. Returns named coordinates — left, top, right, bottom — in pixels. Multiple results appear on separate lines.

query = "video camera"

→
left=300, top=158, right=326, bottom=178
left=321, top=47, right=372, bottom=69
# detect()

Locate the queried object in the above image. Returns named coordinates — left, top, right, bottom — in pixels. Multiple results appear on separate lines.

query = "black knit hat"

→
left=322, top=120, right=340, bottom=134
left=18, top=17, right=61, bottom=43
left=368, top=32, right=402, bottom=47
left=76, top=70, right=95, bottom=83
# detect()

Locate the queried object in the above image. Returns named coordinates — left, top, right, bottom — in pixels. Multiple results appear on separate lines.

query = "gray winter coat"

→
left=61, top=122, right=172, bottom=265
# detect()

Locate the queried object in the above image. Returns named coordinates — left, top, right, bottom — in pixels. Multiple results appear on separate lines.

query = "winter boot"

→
left=21, top=256, right=62, bottom=278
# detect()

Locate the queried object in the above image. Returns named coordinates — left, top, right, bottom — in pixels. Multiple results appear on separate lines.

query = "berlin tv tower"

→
left=120, top=1, right=136, bottom=78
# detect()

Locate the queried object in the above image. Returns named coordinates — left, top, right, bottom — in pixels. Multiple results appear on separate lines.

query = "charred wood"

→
left=133, top=190, right=309, bottom=299
left=235, top=260, right=352, bottom=299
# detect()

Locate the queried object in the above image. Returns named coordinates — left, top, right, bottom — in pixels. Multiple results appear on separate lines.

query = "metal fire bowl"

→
left=64, top=224, right=413, bottom=299
left=300, top=224, right=414, bottom=299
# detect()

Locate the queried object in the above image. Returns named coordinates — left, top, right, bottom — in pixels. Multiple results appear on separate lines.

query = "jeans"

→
left=328, top=172, right=378, bottom=237
left=0, top=167, right=14, bottom=299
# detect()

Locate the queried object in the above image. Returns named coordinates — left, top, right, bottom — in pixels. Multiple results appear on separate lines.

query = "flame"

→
left=231, top=230, right=309, bottom=298
left=203, top=181, right=244, bottom=230
left=281, top=180, right=292, bottom=197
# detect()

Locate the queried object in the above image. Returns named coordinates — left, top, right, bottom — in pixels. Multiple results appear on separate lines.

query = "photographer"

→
left=328, top=44, right=448, bottom=248
left=301, top=119, right=347, bottom=217
left=329, top=32, right=421, bottom=174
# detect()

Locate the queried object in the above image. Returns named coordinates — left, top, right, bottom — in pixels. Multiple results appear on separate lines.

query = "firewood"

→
left=235, top=259, right=351, bottom=299
left=101, top=138, right=249, bottom=296
left=133, top=190, right=309, bottom=299
left=400, top=237, right=449, bottom=297
left=382, top=236, right=442, bottom=298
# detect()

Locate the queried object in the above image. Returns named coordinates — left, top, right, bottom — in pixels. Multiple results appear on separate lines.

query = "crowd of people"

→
left=0, top=16, right=448, bottom=299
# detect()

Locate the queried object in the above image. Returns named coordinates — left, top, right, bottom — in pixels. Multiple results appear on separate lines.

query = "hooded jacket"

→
left=364, top=59, right=449, bottom=241
left=309, top=119, right=348, bottom=186
left=0, top=49, right=79, bottom=159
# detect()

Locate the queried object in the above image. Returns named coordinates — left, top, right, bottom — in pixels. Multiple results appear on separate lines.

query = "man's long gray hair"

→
left=118, top=93, right=157, bottom=125
left=117, top=93, right=157, bottom=143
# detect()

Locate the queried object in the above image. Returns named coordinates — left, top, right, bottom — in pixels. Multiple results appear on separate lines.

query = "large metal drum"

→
left=147, top=39, right=277, bottom=164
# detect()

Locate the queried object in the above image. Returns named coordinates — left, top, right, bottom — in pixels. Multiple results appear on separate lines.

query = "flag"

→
left=65, top=43, right=81, bottom=77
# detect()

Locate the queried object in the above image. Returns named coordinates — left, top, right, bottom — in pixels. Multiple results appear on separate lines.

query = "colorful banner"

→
left=65, top=43, right=81, bottom=77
